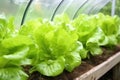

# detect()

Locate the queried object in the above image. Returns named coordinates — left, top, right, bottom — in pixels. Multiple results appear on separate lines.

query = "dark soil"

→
left=25, top=45, right=120, bottom=80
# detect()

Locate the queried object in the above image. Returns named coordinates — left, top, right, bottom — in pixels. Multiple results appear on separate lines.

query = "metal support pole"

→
left=21, top=0, right=33, bottom=25
left=111, top=0, right=116, bottom=16
left=51, top=0, right=64, bottom=21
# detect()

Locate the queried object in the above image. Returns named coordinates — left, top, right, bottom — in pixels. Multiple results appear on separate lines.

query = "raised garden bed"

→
left=28, top=46, right=120, bottom=80
left=75, top=50, right=120, bottom=80
left=1, top=13, right=120, bottom=80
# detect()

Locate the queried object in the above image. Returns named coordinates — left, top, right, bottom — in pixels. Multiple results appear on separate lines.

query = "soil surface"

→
left=25, top=45, right=120, bottom=80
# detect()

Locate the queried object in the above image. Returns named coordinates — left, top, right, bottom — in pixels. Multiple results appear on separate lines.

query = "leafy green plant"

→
left=0, top=15, right=29, bottom=80
left=72, top=13, right=120, bottom=56
left=19, top=19, right=82, bottom=75
left=0, top=13, right=120, bottom=79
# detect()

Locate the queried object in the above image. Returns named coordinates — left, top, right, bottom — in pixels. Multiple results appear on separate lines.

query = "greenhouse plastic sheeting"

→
left=88, top=0, right=111, bottom=14
left=0, top=0, right=112, bottom=25
left=24, top=0, right=112, bottom=22
left=25, top=0, right=62, bottom=21
left=24, top=0, right=89, bottom=21
left=74, top=0, right=111, bottom=18
left=0, top=0, right=28, bottom=26
left=55, top=0, right=88, bottom=19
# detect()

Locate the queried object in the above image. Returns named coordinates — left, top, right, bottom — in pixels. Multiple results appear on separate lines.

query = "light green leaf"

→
left=107, top=35, right=118, bottom=45
left=53, top=13, right=70, bottom=24
left=0, top=57, right=8, bottom=68
left=2, top=35, right=33, bottom=48
left=0, top=16, right=7, bottom=41
left=0, top=67, right=28, bottom=80
left=3, top=46, right=29, bottom=60
left=65, top=52, right=81, bottom=72
left=86, top=42, right=103, bottom=56
left=30, top=57, right=65, bottom=76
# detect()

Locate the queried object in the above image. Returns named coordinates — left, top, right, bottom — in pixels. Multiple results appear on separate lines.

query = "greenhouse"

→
left=0, top=0, right=120, bottom=80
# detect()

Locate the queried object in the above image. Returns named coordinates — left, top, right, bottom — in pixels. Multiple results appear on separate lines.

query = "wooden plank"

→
left=74, top=52, right=120, bottom=80
left=113, top=62, right=120, bottom=80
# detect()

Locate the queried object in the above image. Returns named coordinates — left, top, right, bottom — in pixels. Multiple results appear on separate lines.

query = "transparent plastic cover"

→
left=0, top=0, right=28, bottom=26
left=0, top=0, right=112, bottom=25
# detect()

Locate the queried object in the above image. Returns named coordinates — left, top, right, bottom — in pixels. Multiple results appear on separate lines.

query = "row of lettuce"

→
left=0, top=13, right=120, bottom=80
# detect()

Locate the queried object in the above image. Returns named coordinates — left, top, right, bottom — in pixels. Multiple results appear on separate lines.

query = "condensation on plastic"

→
left=53, top=0, right=73, bottom=17
left=0, top=0, right=28, bottom=27
left=55, top=0, right=88, bottom=19
left=24, top=0, right=62, bottom=22
left=88, top=0, right=111, bottom=14
left=25, top=0, right=90, bottom=21
left=17, top=0, right=112, bottom=24
left=0, top=0, right=18, bottom=17
left=0, top=0, right=113, bottom=25
left=74, top=0, right=111, bottom=18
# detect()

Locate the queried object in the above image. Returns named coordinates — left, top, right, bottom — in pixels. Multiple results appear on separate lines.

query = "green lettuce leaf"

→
left=53, top=13, right=70, bottom=24
left=72, top=14, right=97, bottom=44
left=86, top=27, right=108, bottom=56
left=65, top=51, right=81, bottom=72
left=0, top=15, right=7, bottom=41
left=0, top=67, right=28, bottom=80
left=1, top=35, right=33, bottom=48
left=30, top=57, right=65, bottom=76
left=97, top=13, right=120, bottom=45
left=20, top=18, right=82, bottom=76
left=3, top=46, right=29, bottom=60
left=117, top=25, right=120, bottom=44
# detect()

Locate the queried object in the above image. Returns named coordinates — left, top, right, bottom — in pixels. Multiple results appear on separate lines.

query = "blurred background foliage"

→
left=100, top=0, right=120, bottom=17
